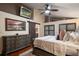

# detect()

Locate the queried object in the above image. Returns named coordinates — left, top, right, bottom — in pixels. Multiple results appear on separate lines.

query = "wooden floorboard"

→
left=7, top=45, right=32, bottom=56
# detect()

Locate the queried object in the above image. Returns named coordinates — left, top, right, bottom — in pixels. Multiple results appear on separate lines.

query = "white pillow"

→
left=74, top=32, right=79, bottom=42
left=70, top=32, right=76, bottom=39
left=63, top=32, right=70, bottom=41
left=75, top=32, right=79, bottom=37
left=69, top=35, right=76, bottom=42
left=70, top=32, right=79, bottom=39
left=69, top=32, right=79, bottom=44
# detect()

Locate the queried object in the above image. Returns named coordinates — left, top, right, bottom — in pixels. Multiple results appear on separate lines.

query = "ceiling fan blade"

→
left=41, top=11, right=45, bottom=14
left=50, top=9, right=58, bottom=11
left=38, top=9, right=45, bottom=10
left=45, top=4, right=52, bottom=10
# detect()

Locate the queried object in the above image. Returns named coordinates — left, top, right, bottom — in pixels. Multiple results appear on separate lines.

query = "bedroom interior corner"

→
left=0, top=3, right=79, bottom=56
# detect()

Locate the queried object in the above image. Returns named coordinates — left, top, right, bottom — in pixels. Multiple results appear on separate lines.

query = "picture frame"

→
left=20, top=6, right=32, bottom=19
left=5, top=18, right=26, bottom=31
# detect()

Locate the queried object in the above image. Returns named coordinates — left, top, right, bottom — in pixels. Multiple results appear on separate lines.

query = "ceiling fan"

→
left=38, top=4, right=59, bottom=15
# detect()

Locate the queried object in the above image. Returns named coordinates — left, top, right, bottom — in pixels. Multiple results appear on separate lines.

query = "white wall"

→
left=2, top=8, right=79, bottom=54
left=0, top=11, right=30, bottom=36
left=33, top=9, right=44, bottom=37
left=43, top=19, right=79, bottom=36
left=0, top=11, right=30, bottom=53
left=0, top=9, right=45, bottom=53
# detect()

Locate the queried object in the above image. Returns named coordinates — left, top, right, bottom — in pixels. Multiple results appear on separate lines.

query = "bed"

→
left=33, top=36, right=66, bottom=56
left=33, top=32, right=79, bottom=56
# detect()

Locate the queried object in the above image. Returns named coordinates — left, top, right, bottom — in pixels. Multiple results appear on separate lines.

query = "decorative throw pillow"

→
left=63, top=32, right=70, bottom=41
left=69, top=35, right=75, bottom=42
left=75, top=33, right=79, bottom=42
left=59, top=30, right=66, bottom=40
left=71, top=32, right=79, bottom=44
left=69, top=32, right=79, bottom=44
left=70, top=32, right=76, bottom=39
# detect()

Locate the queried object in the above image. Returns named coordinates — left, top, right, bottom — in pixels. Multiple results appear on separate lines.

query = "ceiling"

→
left=24, top=3, right=79, bottom=18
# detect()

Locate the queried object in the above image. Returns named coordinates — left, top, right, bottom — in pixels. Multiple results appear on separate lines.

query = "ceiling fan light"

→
left=48, top=5, right=51, bottom=9
left=45, top=10, right=50, bottom=14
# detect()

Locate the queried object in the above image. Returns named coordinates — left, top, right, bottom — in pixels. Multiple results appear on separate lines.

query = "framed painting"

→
left=5, top=18, right=26, bottom=31
left=20, top=6, right=32, bottom=19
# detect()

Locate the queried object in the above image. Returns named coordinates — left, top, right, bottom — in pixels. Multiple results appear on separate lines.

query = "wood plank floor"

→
left=7, top=45, right=32, bottom=56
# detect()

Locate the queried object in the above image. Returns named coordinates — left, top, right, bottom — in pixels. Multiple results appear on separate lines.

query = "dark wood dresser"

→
left=2, top=34, right=31, bottom=55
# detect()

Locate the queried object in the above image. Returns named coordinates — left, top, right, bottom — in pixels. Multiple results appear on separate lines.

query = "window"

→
left=44, top=25, right=55, bottom=36
left=59, top=23, right=76, bottom=32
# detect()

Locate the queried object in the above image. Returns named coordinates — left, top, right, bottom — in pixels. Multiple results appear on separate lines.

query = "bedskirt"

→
left=32, top=47, right=55, bottom=56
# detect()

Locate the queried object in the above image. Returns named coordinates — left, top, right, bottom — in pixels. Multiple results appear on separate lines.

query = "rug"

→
left=22, top=52, right=35, bottom=56
left=19, top=49, right=35, bottom=56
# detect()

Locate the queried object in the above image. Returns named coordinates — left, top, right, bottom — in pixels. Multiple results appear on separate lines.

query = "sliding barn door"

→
left=29, top=22, right=36, bottom=40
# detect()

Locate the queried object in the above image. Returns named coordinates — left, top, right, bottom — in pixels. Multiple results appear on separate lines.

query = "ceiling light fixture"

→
left=48, top=5, right=51, bottom=9
left=45, top=10, right=50, bottom=14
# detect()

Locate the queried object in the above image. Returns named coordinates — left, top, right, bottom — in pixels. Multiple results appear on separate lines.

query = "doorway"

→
left=28, top=21, right=36, bottom=40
